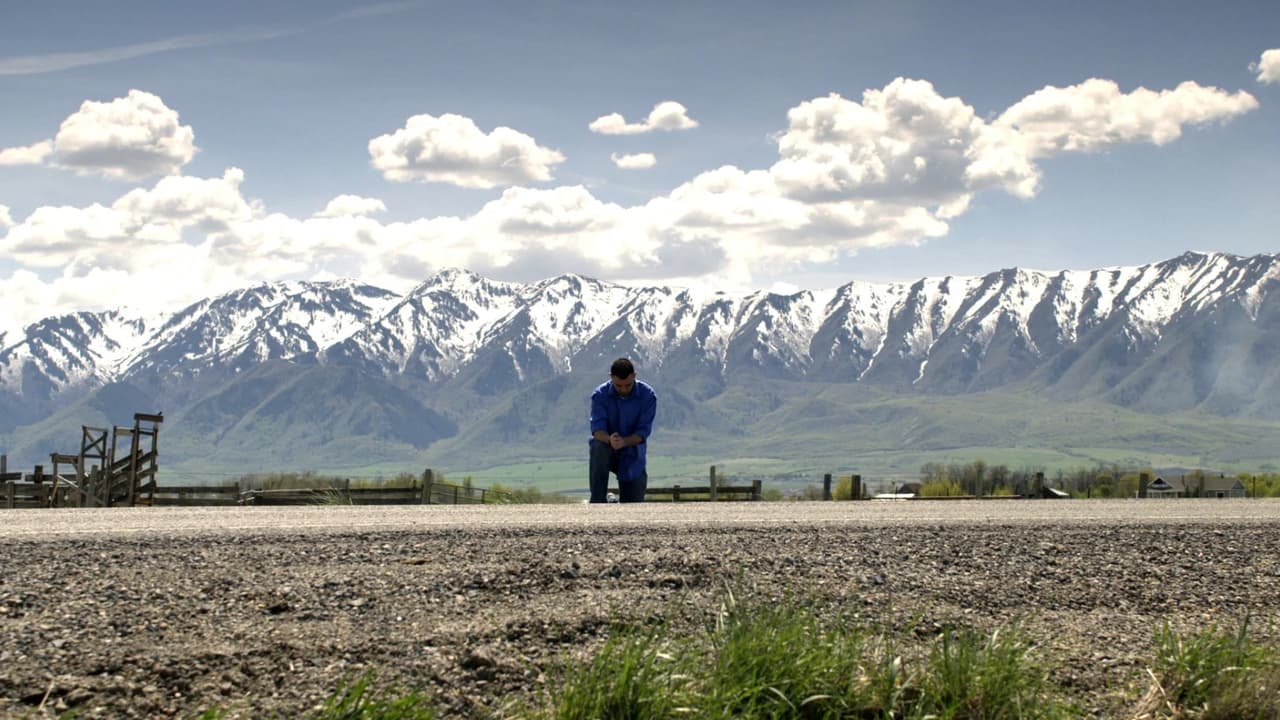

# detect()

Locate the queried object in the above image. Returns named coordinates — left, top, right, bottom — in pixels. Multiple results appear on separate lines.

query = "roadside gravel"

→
left=2, top=500, right=1279, bottom=718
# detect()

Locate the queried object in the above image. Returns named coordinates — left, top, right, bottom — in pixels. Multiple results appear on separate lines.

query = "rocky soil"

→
left=2, top=501, right=1279, bottom=718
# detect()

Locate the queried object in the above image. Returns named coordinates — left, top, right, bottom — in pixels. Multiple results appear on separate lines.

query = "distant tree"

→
left=1117, top=472, right=1140, bottom=498
left=834, top=475, right=857, bottom=500
left=1053, top=469, right=1067, bottom=495
left=919, top=479, right=963, bottom=497
left=919, top=462, right=948, bottom=484
left=989, top=464, right=1010, bottom=496
left=967, top=459, right=987, bottom=496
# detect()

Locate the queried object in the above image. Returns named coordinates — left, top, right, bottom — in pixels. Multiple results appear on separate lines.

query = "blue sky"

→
left=1, top=1, right=1277, bottom=331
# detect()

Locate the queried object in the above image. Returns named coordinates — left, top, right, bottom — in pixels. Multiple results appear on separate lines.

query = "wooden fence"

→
left=4, top=466, right=780, bottom=508
left=601, top=466, right=765, bottom=501
left=3, top=479, right=509, bottom=509
left=626, top=479, right=763, bottom=501
left=152, top=485, right=241, bottom=507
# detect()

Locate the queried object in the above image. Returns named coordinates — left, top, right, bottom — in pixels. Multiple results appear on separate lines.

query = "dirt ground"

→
left=2, top=501, right=1279, bottom=719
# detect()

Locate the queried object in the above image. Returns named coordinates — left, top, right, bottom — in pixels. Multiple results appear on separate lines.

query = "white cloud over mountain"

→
left=0, top=75, right=1260, bottom=332
left=997, top=79, right=1258, bottom=154
left=589, top=101, right=698, bottom=135
left=367, top=113, right=565, bottom=189
left=0, top=90, right=196, bottom=180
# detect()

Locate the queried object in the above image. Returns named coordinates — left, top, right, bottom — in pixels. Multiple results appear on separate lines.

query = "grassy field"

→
left=199, top=590, right=1280, bottom=720
left=160, top=389, right=1280, bottom=492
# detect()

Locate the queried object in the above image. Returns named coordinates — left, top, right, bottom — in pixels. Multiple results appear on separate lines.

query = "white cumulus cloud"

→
left=1253, top=48, right=1280, bottom=84
left=368, top=113, right=565, bottom=189
left=476, top=185, right=625, bottom=237
left=0, top=140, right=54, bottom=166
left=0, top=90, right=197, bottom=180
left=317, top=194, right=387, bottom=218
left=589, top=101, right=699, bottom=135
left=995, top=78, right=1258, bottom=155
left=0, top=72, right=1261, bottom=327
left=610, top=152, right=656, bottom=169
left=770, top=80, right=986, bottom=206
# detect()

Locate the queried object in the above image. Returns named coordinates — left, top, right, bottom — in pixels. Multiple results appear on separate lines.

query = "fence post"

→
left=852, top=474, right=862, bottom=500
left=1034, top=471, right=1044, bottom=498
left=1138, top=471, right=1150, bottom=499
left=1, top=454, right=5, bottom=477
left=751, top=479, right=762, bottom=501
left=420, top=469, right=434, bottom=504
left=5, top=481, right=13, bottom=509
left=673, top=484, right=681, bottom=502
left=32, top=465, right=44, bottom=507
left=709, top=465, right=718, bottom=502
left=823, top=473, right=832, bottom=501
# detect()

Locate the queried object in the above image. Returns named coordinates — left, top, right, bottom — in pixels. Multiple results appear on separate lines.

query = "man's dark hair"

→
left=610, top=357, right=635, bottom=378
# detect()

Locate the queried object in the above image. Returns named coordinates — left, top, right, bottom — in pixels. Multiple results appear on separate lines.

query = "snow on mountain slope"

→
left=1, top=252, right=1276, bottom=400
left=495, top=274, right=636, bottom=370
left=119, top=281, right=400, bottom=382
left=0, top=309, right=156, bottom=394
left=328, top=268, right=522, bottom=379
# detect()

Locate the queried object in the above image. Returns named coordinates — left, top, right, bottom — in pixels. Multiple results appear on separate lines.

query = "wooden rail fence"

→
left=621, top=480, right=763, bottom=501
left=3, top=479, right=507, bottom=509
left=3, top=466, right=780, bottom=509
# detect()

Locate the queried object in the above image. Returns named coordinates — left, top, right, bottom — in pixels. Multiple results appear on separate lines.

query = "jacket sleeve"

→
left=634, top=387, right=656, bottom=440
left=589, top=386, right=609, bottom=434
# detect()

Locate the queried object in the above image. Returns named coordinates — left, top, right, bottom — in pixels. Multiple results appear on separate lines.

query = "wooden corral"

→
left=109, top=413, right=163, bottom=506
left=2, top=412, right=163, bottom=508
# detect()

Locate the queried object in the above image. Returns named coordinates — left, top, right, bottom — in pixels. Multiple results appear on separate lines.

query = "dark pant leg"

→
left=589, top=439, right=614, bottom=503
left=618, top=471, right=647, bottom=503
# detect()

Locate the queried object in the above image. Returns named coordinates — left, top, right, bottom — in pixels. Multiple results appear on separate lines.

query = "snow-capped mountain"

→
left=120, top=280, right=400, bottom=389
left=1, top=251, right=1277, bottom=470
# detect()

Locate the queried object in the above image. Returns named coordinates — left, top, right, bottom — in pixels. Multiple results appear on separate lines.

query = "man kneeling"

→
left=588, top=357, right=657, bottom=503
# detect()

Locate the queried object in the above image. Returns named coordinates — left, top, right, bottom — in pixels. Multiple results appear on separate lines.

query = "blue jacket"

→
left=589, top=379, right=657, bottom=481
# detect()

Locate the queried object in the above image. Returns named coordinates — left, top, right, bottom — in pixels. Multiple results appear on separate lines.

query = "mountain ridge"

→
left=2, top=250, right=1277, bottom=478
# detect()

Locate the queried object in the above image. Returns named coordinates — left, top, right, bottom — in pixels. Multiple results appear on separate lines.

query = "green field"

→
left=158, top=389, right=1280, bottom=492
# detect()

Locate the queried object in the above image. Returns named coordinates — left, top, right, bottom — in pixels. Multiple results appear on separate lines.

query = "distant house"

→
left=1147, top=477, right=1179, bottom=498
left=1147, top=476, right=1247, bottom=499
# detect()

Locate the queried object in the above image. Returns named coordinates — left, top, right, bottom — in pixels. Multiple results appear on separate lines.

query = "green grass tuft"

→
left=919, top=626, right=1068, bottom=720
left=310, top=673, right=438, bottom=720
left=697, top=592, right=871, bottom=719
left=539, top=626, right=688, bottom=720
left=1138, top=619, right=1280, bottom=719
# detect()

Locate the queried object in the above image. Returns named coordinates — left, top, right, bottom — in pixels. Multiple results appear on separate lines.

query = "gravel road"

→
left=3, top=500, right=1280, bottom=718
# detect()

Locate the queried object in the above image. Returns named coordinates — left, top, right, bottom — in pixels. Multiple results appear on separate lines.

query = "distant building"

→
left=1147, top=475, right=1247, bottom=499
